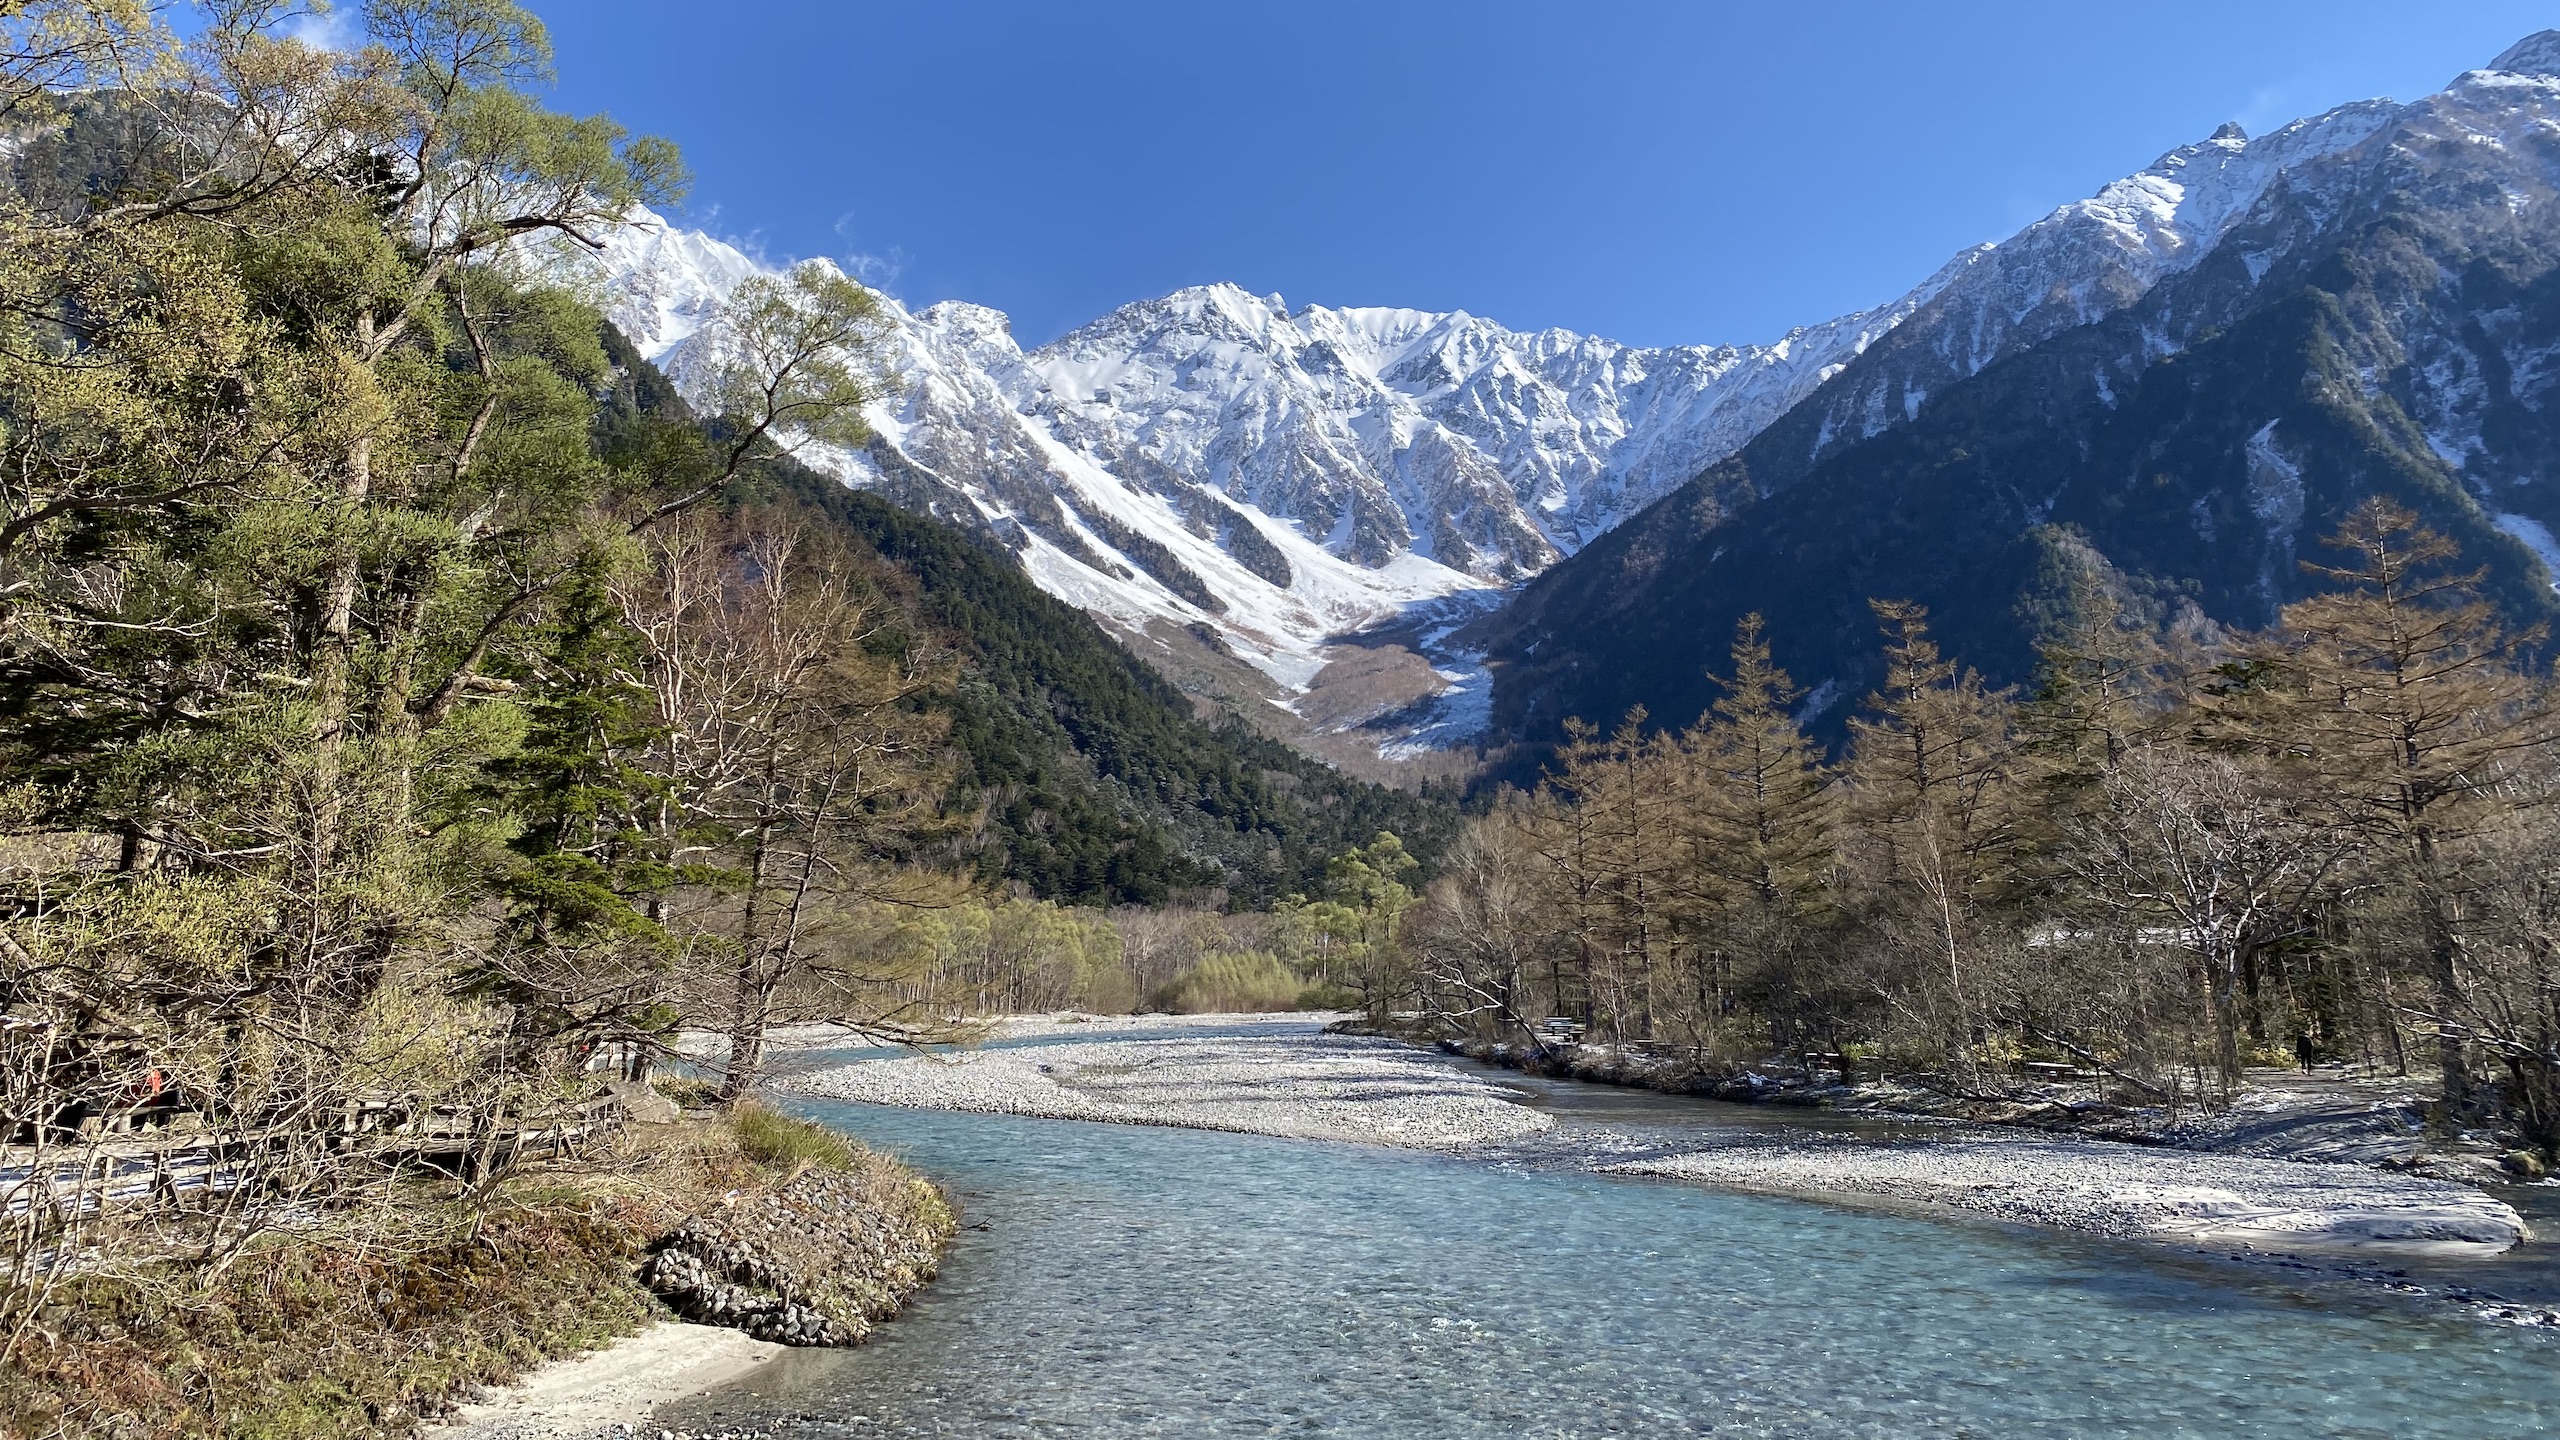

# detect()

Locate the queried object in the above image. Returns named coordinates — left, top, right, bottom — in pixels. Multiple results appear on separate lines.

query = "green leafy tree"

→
left=1319, top=832, right=1418, bottom=1027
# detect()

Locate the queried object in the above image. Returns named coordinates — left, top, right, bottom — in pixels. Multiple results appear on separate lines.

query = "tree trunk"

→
left=724, top=738, right=789, bottom=1100
left=310, top=310, right=379, bottom=892
left=2209, top=950, right=2243, bottom=1097
left=2420, top=883, right=2470, bottom=1112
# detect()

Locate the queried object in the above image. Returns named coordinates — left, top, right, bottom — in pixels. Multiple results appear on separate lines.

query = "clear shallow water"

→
left=666, top=1092, right=2560, bottom=1439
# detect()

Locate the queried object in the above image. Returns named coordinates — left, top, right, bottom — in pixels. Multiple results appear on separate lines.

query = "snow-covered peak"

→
left=2032, top=98, right=2395, bottom=296
left=577, top=204, right=763, bottom=360
left=2488, top=30, right=2560, bottom=80
left=1779, top=93, right=2402, bottom=463
left=912, top=300, right=1024, bottom=375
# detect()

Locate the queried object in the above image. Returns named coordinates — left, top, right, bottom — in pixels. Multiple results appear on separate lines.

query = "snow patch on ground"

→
left=2494, top=511, right=2560, bottom=589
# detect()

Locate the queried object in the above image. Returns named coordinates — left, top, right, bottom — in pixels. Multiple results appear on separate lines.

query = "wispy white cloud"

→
left=676, top=203, right=787, bottom=271
left=842, top=248, right=909, bottom=290
left=832, top=210, right=910, bottom=293
left=286, top=4, right=363, bottom=53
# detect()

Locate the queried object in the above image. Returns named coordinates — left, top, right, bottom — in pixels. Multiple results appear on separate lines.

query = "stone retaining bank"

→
left=1430, top=1032, right=2190, bottom=1134
left=641, top=1161, right=955, bottom=1348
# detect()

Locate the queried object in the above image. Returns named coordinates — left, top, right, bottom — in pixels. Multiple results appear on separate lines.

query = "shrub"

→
left=652, top=1074, right=723, bottom=1110
left=1151, top=952, right=1305, bottom=1013
left=1293, top=980, right=1361, bottom=1012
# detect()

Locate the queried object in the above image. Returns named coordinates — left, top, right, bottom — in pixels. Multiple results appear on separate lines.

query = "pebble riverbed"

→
left=786, top=1030, right=1555, bottom=1151
left=1609, top=1130, right=2528, bottom=1252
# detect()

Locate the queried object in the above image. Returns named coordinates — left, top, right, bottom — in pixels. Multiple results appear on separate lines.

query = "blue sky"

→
left=518, top=1, right=2554, bottom=349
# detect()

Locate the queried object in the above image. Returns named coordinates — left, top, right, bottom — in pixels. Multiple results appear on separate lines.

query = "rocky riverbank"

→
left=427, top=1108, right=955, bottom=1440
left=1432, top=1032, right=2549, bottom=1186
left=792, top=1021, right=2535, bottom=1279
left=641, top=1154, right=955, bottom=1346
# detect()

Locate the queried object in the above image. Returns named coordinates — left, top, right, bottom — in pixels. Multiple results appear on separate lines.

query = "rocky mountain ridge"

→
left=577, top=222, right=1939, bottom=731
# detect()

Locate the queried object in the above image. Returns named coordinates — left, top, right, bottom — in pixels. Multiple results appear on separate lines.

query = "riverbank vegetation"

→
left=2, top=1096, right=933, bottom=1439
left=0, top=1, right=1052, bottom=1424
left=1402, top=503, right=2560, bottom=1158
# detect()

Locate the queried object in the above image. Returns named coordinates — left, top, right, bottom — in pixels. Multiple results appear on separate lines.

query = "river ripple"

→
left=664, top=1074, right=2560, bottom=1439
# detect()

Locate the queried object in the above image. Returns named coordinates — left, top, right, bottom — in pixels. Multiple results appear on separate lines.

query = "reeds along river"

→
left=661, top=1080, right=2560, bottom=1439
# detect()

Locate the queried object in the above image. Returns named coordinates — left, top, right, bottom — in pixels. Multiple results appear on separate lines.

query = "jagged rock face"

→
left=1015, top=284, right=1919, bottom=577
left=2492, top=30, right=2560, bottom=79
left=1483, top=36, right=2560, bottom=750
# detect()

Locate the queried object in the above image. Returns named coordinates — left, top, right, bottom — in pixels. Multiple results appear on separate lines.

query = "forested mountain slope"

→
left=760, top=455, right=1460, bottom=907
left=1481, top=37, right=2560, bottom=746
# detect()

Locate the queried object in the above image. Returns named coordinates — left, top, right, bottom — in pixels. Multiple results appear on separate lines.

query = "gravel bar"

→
left=786, top=1025, right=2527, bottom=1260
left=1611, top=1132, right=2528, bottom=1254
left=786, top=1031, right=1554, bottom=1151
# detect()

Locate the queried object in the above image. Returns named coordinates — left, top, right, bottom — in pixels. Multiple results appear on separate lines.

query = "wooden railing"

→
left=2, top=1092, right=626, bottom=1221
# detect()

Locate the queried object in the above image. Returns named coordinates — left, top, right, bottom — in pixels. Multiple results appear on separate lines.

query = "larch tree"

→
left=2240, top=499, right=2558, bottom=1109
left=1675, top=614, right=1837, bottom=1056
left=1841, top=600, right=2027, bottom=1077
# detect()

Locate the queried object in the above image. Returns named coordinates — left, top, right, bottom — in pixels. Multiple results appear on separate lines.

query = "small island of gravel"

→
left=1610, top=1133, right=2528, bottom=1254
left=785, top=1025, right=1556, bottom=1151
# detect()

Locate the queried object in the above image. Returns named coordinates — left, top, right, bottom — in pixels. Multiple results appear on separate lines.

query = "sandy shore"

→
left=441, top=1322, right=780, bottom=1439
left=786, top=1029, right=1554, bottom=1151
left=1610, top=1132, right=2527, bottom=1254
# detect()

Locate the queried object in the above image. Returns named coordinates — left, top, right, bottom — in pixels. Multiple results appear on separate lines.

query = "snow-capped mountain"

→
left=574, top=35, right=2557, bottom=760
left=1482, top=33, right=2560, bottom=752
left=1761, top=99, right=2400, bottom=477
left=579, top=213, right=765, bottom=360
left=579, top=222, right=1934, bottom=703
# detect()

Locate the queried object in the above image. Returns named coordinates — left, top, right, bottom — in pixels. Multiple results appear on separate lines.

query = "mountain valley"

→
left=580, top=32, right=2560, bottom=769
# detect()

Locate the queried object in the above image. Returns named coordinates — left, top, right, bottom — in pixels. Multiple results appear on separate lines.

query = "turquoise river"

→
left=662, top=1037, right=2560, bottom=1439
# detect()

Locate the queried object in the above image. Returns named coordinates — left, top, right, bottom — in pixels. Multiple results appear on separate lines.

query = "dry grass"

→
left=728, top=1099, right=858, bottom=1173
left=0, top=1108, right=922, bottom=1440
left=1, top=1201, right=660, bottom=1440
